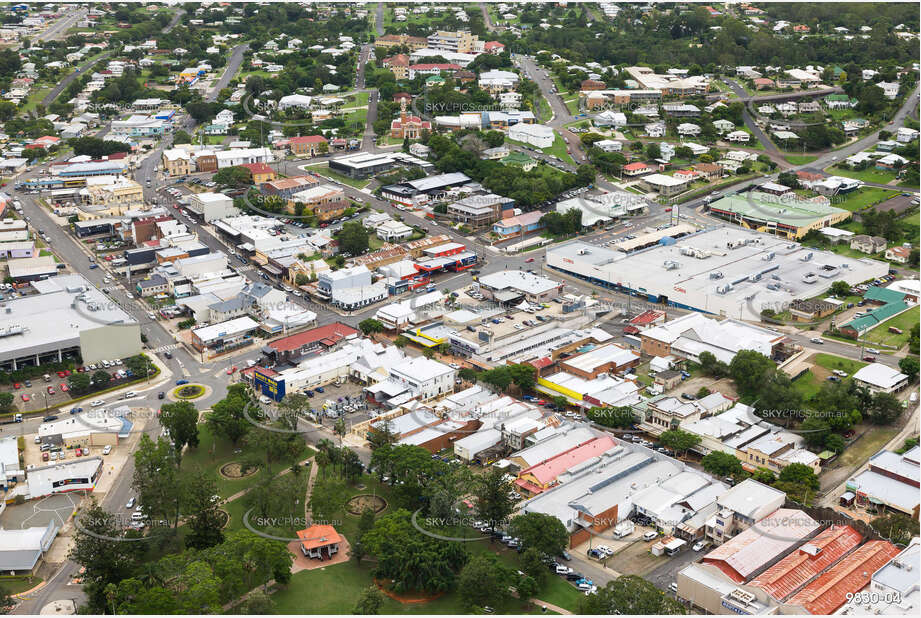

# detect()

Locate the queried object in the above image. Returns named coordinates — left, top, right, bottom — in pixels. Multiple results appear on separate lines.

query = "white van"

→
left=131, top=512, right=146, bottom=521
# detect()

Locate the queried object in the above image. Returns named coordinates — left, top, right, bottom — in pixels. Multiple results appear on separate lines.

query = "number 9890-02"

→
left=845, top=591, right=901, bottom=605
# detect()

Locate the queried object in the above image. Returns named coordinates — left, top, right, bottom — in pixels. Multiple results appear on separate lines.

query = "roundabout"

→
left=169, top=383, right=208, bottom=401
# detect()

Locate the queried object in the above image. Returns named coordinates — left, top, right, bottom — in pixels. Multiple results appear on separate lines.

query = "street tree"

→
left=68, top=500, right=139, bottom=613
left=159, top=400, right=200, bottom=467
left=473, top=467, right=516, bottom=533
left=509, top=512, right=568, bottom=558
left=182, top=467, right=225, bottom=550
left=132, top=435, right=182, bottom=528
left=458, top=553, right=515, bottom=610
left=582, top=575, right=686, bottom=615
left=207, top=383, right=255, bottom=445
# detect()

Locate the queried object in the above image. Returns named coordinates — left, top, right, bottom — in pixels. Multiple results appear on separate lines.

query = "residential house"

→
left=850, top=234, right=887, bottom=254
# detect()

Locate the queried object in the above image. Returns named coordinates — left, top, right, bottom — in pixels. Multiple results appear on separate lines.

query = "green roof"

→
left=862, top=286, right=905, bottom=304
left=708, top=191, right=849, bottom=228
left=843, top=300, right=909, bottom=334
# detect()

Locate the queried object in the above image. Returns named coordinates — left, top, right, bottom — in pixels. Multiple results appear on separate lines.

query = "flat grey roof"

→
left=0, top=274, right=136, bottom=362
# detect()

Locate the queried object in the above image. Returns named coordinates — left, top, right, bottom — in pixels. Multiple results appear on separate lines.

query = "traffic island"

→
left=169, top=384, right=207, bottom=401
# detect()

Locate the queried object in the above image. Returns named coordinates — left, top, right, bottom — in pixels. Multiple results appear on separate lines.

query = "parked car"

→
left=692, top=541, right=708, bottom=552
left=643, top=531, right=658, bottom=541
left=103, top=445, right=112, bottom=455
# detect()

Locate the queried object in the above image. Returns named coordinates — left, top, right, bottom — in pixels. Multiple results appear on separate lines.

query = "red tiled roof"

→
left=624, top=162, right=649, bottom=171
left=529, top=357, right=554, bottom=370
left=240, top=162, right=273, bottom=175
left=409, top=63, right=462, bottom=71
left=484, top=41, right=505, bottom=50
left=268, top=322, right=358, bottom=353
left=297, top=524, right=343, bottom=550
left=786, top=540, right=900, bottom=615
left=749, top=525, right=863, bottom=602
left=289, top=135, right=328, bottom=144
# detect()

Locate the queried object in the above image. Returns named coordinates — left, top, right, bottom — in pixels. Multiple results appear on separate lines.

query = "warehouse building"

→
left=546, top=227, right=887, bottom=320
left=0, top=521, right=59, bottom=575
left=0, top=274, right=140, bottom=370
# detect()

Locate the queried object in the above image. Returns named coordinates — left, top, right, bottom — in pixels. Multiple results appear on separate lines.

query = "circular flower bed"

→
left=172, top=384, right=204, bottom=399
left=346, top=494, right=387, bottom=515
left=219, top=462, right=259, bottom=479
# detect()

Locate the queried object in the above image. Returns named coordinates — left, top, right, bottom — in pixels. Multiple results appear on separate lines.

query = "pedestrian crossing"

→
left=152, top=343, right=181, bottom=353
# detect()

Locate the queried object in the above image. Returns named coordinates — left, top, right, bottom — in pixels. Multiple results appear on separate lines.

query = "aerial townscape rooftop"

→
left=0, top=2, right=917, bottom=616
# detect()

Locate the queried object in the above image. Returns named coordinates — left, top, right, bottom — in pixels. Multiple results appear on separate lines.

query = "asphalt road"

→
left=207, top=44, right=249, bottom=102
left=41, top=51, right=114, bottom=109
left=36, top=6, right=87, bottom=42
left=374, top=2, right=385, bottom=36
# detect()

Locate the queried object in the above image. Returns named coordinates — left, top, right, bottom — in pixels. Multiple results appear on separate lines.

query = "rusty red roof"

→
left=702, top=509, right=820, bottom=583
left=268, top=322, right=357, bottom=353
left=786, top=540, right=900, bottom=615
left=750, top=525, right=863, bottom=601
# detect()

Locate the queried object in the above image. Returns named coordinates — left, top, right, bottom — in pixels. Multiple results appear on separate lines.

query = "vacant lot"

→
left=862, top=307, right=919, bottom=349
left=831, top=188, right=900, bottom=212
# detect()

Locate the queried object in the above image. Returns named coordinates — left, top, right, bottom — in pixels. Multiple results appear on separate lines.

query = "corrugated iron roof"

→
left=702, top=508, right=819, bottom=582
left=750, top=525, right=863, bottom=601
left=786, top=540, right=900, bottom=615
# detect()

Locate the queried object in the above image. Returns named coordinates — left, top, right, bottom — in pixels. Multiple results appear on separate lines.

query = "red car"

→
left=57, top=370, right=67, bottom=378
left=21, top=394, right=30, bottom=402
left=226, top=366, right=238, bottom=375
left=76, top=366, right=86, bottom=373
left=525, top=257, right=535, bottom=263
left=47, top=386, right=55, bottom=395
left=62, top=369, right=71, bottom=377
left=42, top=452, right=49, bottom=461
left=75, top=448, right=82, bottom=457
left=60, top=383, right=69, bottom=392
left=13, top=382, right=21, bottom=390
left=863, top=355, right=876, bottom=362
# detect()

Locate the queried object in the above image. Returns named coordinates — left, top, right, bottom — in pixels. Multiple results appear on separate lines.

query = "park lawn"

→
left=505, top=136, right=575, bottom=166
left=221, top=471, right=310, bottom=538
left=831, top=187, right=900, bottom=212
left=861, top=306, right=920, bottom=349
left=315, top=164, right=371, bottom=189
left=181, top=423, right=314, bottom=498
left=826, top=165, right=899, bottom=185
left=784, top=154, right=818, bottom=165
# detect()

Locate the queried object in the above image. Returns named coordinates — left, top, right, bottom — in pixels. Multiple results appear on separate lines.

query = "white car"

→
left=692, top=541, right=707, bottom=552
left=809, top=337, right=823, bottom=344
left=867, top=348, right=881, bottom=354
left=643, top=531, right=658, bottom=541
left=102, top=445, right=112, bottom=455
left=90, top=399, right=105, bottom=407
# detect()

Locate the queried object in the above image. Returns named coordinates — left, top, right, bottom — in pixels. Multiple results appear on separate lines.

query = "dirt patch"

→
left=346, top=494, right=387, bottom=515
left=219, top=462, right=259, bottom=479
left=373, top=579, right=445, bottom=604
left=674, top=375, right=738, bottom=400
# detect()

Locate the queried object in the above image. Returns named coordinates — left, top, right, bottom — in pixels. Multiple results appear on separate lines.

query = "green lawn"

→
left=0, top=576, right=43, bottom=595
left=826, top=164, right=899, bottom=185
left=564, top=98, right=580, bottom=115
left=861, top=306, right=920, bottom=349
left=505, top=135, right=575, bottom=166
left=181, top=423, right=314, bottom=498
left=344, top=107, right=368, bottom=129
left=349, top=91, right=370, bottom=107
left=784, top=154, right=819, bottom=165
left=792, top=370, right=824, bottom=400
left=811, top=353, right=868, bottom=375
left=830, top=187, right=900, bottom=212
left=315, top=164, right=371, bottom=189
left=833, top=425, right=899, bottom=472
left=271, top=469, right=583, bottom=614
